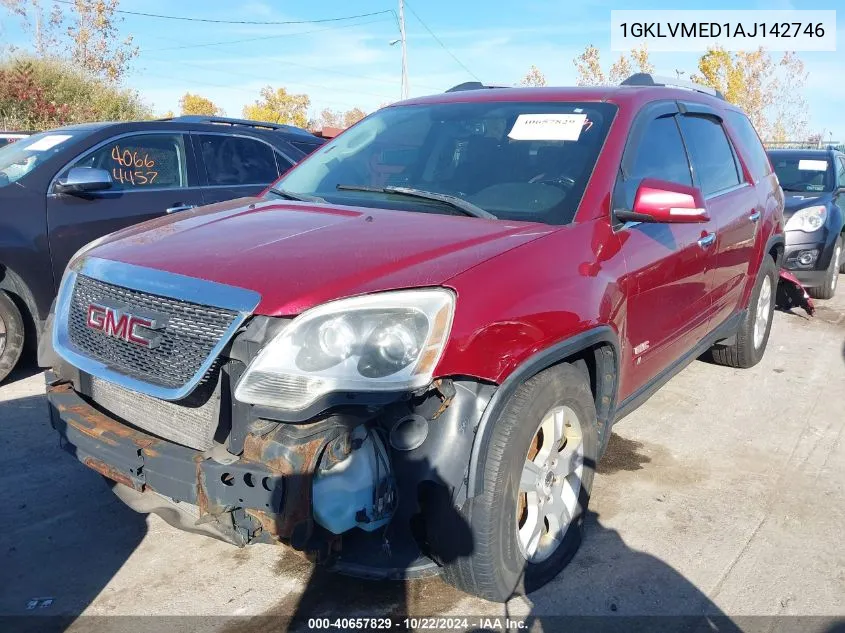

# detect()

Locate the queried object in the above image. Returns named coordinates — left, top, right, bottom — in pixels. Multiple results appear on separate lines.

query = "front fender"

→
left=466, top=326, right=620, bottom=498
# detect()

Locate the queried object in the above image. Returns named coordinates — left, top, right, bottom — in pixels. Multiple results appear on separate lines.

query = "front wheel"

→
left=442, top=364, right=598, bottom=602
left=709, top=256, right=777, bottom=369
left=808, top=236, right=842, bottom=300
left=0, top=291, right=25, bottom=382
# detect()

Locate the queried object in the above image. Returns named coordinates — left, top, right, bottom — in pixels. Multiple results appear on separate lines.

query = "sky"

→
left=1, top=0, right=843, bottom=140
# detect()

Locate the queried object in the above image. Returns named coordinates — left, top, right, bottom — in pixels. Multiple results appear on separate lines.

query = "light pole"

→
left=390, top=0, right=409, bottom=100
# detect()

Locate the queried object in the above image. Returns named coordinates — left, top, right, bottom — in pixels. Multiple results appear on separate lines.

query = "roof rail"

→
left=620, top=73, right=725, bottom=100
left=160, top=115, right=310, bottom=134
left=445, top=81, right=508, bottom=93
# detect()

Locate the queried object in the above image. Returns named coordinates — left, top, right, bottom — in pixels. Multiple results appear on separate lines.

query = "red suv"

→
left=43, top=74, right=783, bottom=602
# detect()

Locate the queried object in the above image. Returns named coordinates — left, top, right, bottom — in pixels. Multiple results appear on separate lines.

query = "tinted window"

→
left=198, top=135, right=279, bottom=186
left=679, top=115, right=741, bottom=195
left=290, top=139, right=325, bottom=155
left=838, top=157, right=845, bottom=187
left=615, top=114, right=691, bottom=210
left=69, top=134, right=188, bottom=190
left=725, top=111, right=770, bottom=182
left=276, top=101, right=618, bottom=225
left=770, top=155, right=834, bottom=193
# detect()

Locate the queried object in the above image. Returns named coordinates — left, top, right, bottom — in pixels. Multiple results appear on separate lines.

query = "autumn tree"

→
left=318, top=108, right=343, bottom=128
left=0, top=55, right=150, bottom=130
left=179, top=93, right=223, bottom=117
left=242, top=86, right=310, bottom=128
left=519, top=65, right=547, bottom=87
left=316, top=107, right=365, bottom=129
left=574, top=44, right=653, bottom=86
left=1, top=0, right=138, bottom=81
left=67, top=0, right=138, bottom=82
left=692, top=46, right=808, bottom=141
left=343, top=107, right=366, bottom=127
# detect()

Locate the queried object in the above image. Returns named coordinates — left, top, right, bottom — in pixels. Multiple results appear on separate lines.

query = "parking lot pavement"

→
left=1, top=291, right=844, bottom=627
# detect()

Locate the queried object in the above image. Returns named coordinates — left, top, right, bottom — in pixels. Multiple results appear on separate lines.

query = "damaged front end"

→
left=777, top=270, right=815, bottom=316
left=45, top=260, right=494, bottom=578
left=48, top=369, right=491, bottom=577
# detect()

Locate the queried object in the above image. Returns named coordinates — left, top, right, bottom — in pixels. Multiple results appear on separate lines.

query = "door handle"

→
left=749, top=210, right=761, bottom=222
left=698, top=233, right=716, bottom=248
left=166, top=204, right=196, bottom=214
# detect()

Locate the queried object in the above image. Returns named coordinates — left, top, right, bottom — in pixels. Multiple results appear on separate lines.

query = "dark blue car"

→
left=768, top=148, right=845, bottom=299
left=0, top=116, right=323, bottom=381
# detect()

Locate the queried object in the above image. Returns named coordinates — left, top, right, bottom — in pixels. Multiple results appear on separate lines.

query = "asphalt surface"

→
left=1, top=287, right=844, bottom=630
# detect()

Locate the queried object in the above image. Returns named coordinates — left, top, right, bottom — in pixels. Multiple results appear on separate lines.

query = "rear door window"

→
left=678, top=115, right=742, bottom=196
left=837, top=157, right=845, bottom=188
left=197, top=134, right=279, bottom=186
left=725, top=111, right=771, bottom=183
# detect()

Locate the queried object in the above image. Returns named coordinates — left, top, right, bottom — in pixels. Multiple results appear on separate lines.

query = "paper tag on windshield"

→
left=798, top=159, right=828, bottom=171
left=508, top=114, right=587, bottom=141
left=25, top=134, right=73, bottom=151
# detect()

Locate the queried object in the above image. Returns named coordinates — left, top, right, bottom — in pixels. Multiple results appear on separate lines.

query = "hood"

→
left=89, top=197, right=553, bottom=315
left=783, top=191, right=831, bottom=217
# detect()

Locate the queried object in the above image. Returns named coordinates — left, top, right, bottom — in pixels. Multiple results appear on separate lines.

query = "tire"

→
left=808, top=236, right=842, bottom=300
left=442, top=363, right=598, bottom=602
left=709, top=256, right=777, bottom=369
left=0, top=291, right=25, bottom=383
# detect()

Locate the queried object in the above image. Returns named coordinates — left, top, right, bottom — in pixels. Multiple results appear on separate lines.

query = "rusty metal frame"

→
left=47, top=375, right=284, bottom=518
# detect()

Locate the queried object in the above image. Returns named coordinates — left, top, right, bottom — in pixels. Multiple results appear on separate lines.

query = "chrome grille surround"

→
left=54, top=256, right=261, bottom=401
left=68, top=275, right=237, bottom=389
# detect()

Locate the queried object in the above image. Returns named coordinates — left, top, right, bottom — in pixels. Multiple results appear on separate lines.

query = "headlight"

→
left=234, top=289, right=455, bottom=411
left=785, top=205, right=827, bottom=232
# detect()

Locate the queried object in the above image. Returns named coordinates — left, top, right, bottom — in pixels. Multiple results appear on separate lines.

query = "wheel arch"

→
left=766, top=233, right=785, bottom=267
left=0, top=263, right=42, bottom=352
left=466, top=326, right=620, bottom=498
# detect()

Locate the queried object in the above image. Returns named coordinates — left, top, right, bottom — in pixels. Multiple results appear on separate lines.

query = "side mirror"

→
left=54, top=167, right=113, bottom=195
left=615, top=178, right=709, bottom=224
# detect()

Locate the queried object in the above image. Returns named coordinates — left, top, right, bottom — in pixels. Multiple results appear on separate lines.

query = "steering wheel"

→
left=529, top=174, right=576, bottom=192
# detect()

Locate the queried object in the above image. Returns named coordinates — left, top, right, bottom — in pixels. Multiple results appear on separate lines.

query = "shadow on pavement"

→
left=220, top=431, right=744, bottom=633
left=0, top=389, right=147, bottom=620
left=2, top=356, right=44, bottom=385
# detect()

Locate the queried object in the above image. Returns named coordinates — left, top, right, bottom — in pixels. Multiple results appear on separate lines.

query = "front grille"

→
left=90, top=376, right=221, bottom=451
left=67, top=275, right=238, bottom=390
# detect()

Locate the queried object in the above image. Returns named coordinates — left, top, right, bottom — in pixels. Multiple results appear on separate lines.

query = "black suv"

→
left=0, top=116, right=323, bottom=381
left=768, top=148, right=845, bottom=299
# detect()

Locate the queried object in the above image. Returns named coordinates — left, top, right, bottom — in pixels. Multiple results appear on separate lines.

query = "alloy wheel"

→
left=517, top=405, right=584, bottom=563
left=753, top=275, right=773, bottom=350
left=831, top=245, right=841, bottom=292
left=0, top=313, right=6, bottom=358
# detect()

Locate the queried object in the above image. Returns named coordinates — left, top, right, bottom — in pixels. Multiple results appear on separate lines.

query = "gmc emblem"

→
left=86, top=303, right=163, bottom=348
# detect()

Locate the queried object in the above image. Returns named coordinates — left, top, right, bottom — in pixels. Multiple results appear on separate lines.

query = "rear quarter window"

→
left=725, top=110, right=771, bottom=183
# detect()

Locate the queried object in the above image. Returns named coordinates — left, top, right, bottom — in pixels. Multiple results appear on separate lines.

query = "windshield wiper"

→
left=336, top=184, right=496, bottom=219
left=267, top=187, right=325, bottom=203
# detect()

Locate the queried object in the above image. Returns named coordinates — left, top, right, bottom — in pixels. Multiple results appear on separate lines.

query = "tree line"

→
left=1, top=1, right=818, bottom=142
left=520, top=45, right=814, bottom=143
left=0, top=0, right=368, bottom=131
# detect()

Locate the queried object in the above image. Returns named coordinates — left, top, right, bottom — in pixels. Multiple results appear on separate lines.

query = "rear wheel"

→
left=442, top=364, right=598, bottom=602
left=0, top=291, right=25, bottom=382
left=709, top=256, right=777, bottom=369
left=808, top=237, right=841, bottom=300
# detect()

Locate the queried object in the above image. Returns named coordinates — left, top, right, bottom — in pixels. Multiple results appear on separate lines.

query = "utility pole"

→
left=398, top=0, right=409, bottom=99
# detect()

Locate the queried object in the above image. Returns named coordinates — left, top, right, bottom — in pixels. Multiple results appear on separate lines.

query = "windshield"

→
left=274, top=101, right=617, bottom=225
left=771, top=155, right=834, bottom=193
left=0, top=130, right=80, bottom=187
